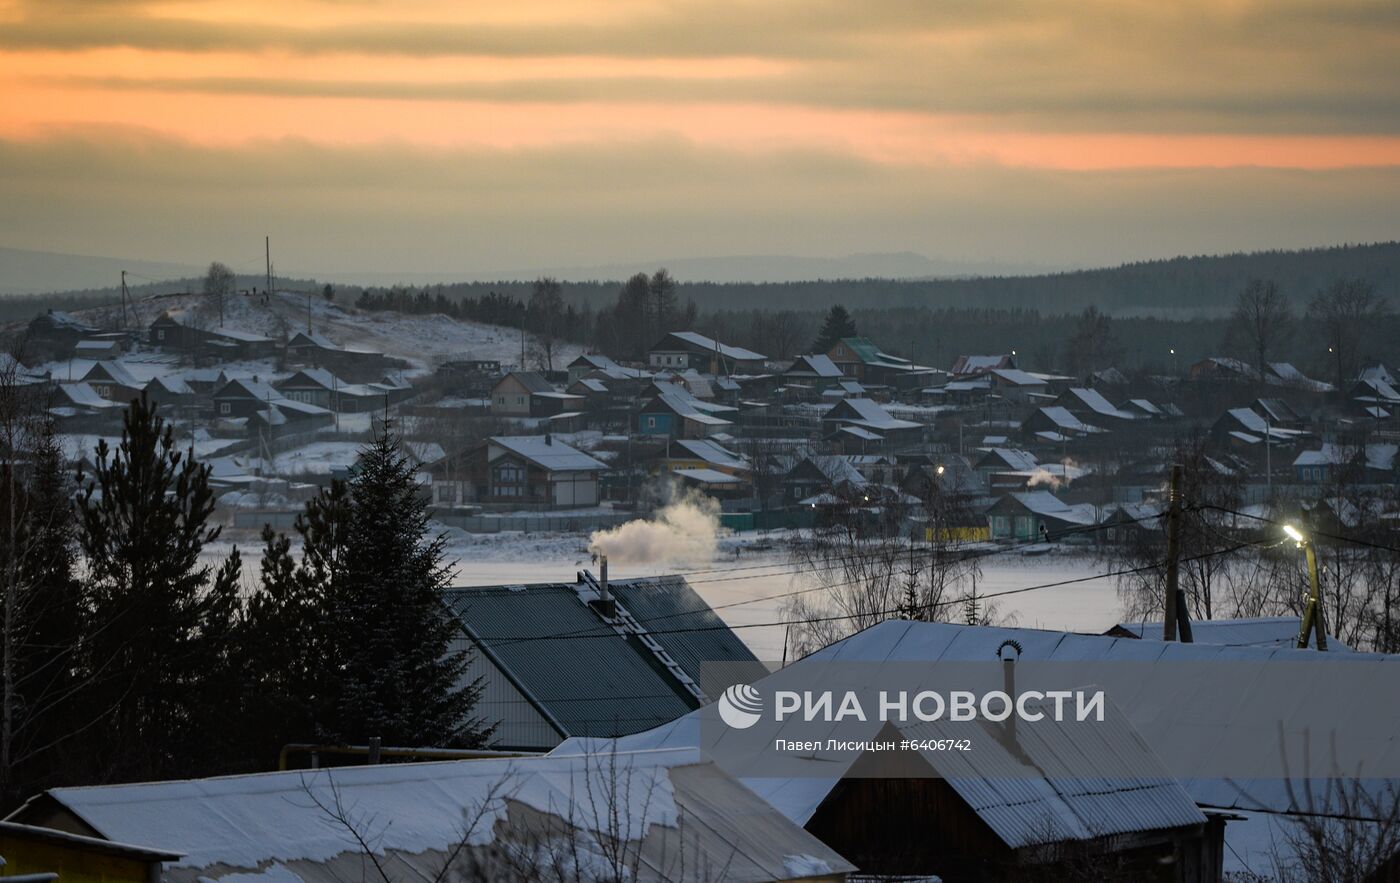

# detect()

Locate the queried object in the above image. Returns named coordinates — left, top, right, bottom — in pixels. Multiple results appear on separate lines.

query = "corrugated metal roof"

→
left=606, top=575, right=762, bottom=689
left=444, top=583, right=698, bottom=738
left=557, top=620, right=1400, bottom=837
left=904, top=698, right=1205, bottom=848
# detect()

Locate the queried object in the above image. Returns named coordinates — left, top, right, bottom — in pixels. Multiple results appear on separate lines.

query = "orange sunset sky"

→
left=1, top=0, right=1399, bottom=278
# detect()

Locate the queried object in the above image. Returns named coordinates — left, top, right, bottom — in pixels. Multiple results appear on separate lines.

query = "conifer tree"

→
left=811, top=304, right=858, bottom=353
left=0, top=422, right=84, bottom=794
left=327, top=430, right=488, bottom=747
left=75, top=394, right=237, bottom=781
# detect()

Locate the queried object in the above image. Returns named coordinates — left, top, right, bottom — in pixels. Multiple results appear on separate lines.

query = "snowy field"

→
left=208, top=527, right=1127, bottom=661
left=48, top=288, right=582, bottom=376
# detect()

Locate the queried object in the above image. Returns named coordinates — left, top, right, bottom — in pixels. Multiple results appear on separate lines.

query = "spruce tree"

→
left=330, top=429, right=488, bottom=747
left=75, top=394, right=237, bottom=781
left=0, top=423, right=84, bottom=795
left=811, top=304, right=858, bottom=353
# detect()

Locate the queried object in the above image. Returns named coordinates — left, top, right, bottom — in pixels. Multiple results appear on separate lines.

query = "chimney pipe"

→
left=593, top=555, right=616, bottom=619
left=997, top=639, right=1022, bottom=746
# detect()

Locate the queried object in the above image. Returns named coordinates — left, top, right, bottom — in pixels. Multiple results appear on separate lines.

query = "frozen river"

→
left=210, top=528, right=1130, bottom=661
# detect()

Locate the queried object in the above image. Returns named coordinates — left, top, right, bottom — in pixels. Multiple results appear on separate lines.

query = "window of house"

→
left=646, top=416, right=657, bottom=428
left=157, top=329, right=165, bottom=341
left=219, top=402, right=230, bottom=415
left=516, top=396, right=524, bottom=405
left=493, top=462, right=525, bottom=497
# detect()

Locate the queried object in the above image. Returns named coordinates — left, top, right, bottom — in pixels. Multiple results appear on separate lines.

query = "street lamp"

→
left=1284, top=524, right=1328, bottom=650
left=935, top=465, right=945, bottom=475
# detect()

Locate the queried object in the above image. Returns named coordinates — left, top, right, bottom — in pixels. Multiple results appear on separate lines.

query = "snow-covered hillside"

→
left=54, top=288, right=582, bottom=376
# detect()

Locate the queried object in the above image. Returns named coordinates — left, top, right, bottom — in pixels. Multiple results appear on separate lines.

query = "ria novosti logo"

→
left=717, top=683, right=764, bottom=729
left=713, top=683, right=1106, bottom=729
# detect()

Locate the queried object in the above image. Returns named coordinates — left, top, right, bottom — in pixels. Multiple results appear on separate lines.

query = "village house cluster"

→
left=15, top=304, right=1399, bottom=543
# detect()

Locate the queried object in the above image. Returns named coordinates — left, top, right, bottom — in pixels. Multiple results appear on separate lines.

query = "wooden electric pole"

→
left=1163, top=464, right=1183, bottom=640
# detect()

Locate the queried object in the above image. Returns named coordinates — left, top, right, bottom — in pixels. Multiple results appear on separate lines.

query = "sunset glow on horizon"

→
left=2, top=0, right=1399, bottom=274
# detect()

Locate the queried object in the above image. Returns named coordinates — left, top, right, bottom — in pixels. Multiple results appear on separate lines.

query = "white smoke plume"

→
left=589, top=487, right=726, bottom=565
left=1026, top=458, right=1079, bottom=490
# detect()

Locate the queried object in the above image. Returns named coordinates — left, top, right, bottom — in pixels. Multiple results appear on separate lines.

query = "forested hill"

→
left=9, top=241, right=1399, bottom=321
left=422, top=241, right=1400, bottom=317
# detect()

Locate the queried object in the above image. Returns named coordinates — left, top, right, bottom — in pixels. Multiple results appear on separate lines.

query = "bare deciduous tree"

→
left=1307, top=278, right=1387, bottom=389
left=1227, top=278, right=1292, bottom=383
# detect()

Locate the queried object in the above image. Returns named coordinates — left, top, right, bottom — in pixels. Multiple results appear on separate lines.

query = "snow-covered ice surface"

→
left=208, top=528, right=1125, bottom=660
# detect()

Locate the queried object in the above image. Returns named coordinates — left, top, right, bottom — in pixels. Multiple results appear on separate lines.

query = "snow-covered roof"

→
left=490, top=435, right=607, bottom=472
left=951, top=354, right=1013, bottom=376
left=57, top=382, right=120, bottom=409
left=497, top=371, right=555, bottom=395
left=209, top=326, right=274, bottom=344
left=1060, top=387, right=1136, bottom=420
left=289, top=329, right=337, bottom=349
left=575, top=377, right=609, bottom=393
left=280, top=367, right=345, bottom=390
left=670, top=438, right=749, bottom=470
left=555, top=619, right=1400, bottom=855
left=825, top=398, right=921, bottom=432
left=830, top=425, right=883, bottom=441
left=1030, top=406, right=1101, bottom=434
left=1358, top=364, right=1396, bottom=385
left=785, top=354, right=843, bottom=378
left=82, top=360, right=141, bottom=388
left=1267, top=361, right=1333, bottom=392
left=1126, top=398, right=1162, bottom=415
left=672, top=467, right=743, bottom=485
left=1224, top=408, right=1303, bottom=440
left=1293, top=442, right=1397, bottom=472
left=989, top=368, right=1046, bottom=387
left=790, top=454, right=868, bottom=487
left=217, top=378, right=281, bottom=401
left=1004, top=490, right=1097, bottom=525
left=656, top=331, right=766, bottom=362
left=1110, top=616, right=1348, bottom=651
left=30, top=749, right=852, bottom=883
left=1354, top=377, right=1400, bottom=403
left=147, top=375, right=193, bottom=395
left=979, top=447, right=1038, bottom=472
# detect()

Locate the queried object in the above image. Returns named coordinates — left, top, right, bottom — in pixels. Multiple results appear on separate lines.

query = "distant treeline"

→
left=399, top=241, right=1400, bottom=318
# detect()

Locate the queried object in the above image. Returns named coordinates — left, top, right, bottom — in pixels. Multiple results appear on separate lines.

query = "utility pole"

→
left=1265, top=416, right=1272, bottom=500
left=1163, top=464, right=1183, bottom=641
left=120, top=270, right=129, bottom=329
left=1296, top=535, right=1328, bottom=651
left=265, top=236, right=272, bottom=297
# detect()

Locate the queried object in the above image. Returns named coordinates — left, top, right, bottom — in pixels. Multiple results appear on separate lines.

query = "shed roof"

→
left=489, top=435, right=606, bottom=472
left=655, top=332, right=766, bottom=362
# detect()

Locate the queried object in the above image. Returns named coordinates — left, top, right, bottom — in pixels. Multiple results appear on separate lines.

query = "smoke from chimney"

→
left=589, top=486, right=725, bottom=565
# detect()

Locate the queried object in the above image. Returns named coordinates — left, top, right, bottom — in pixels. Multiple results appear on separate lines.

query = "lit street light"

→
left=1284, top=524, right=1328, bottom=651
